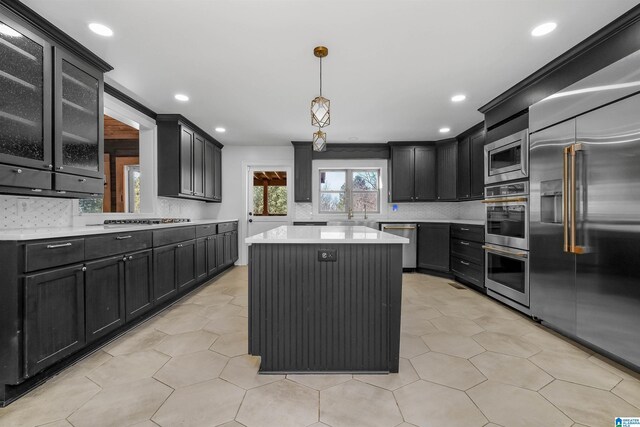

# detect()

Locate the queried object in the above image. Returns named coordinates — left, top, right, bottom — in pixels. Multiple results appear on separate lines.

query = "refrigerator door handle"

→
left=571, top=143, right=586, bottom=254
left=563, top=145, right=570, bottom=253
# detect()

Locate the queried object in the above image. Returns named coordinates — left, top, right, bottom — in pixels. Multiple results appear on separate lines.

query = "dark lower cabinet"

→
left=436, top=140, right=458, bottom=201
left=207, top=235, right=219, bottom=275
left=177, top=240, right=197, bottom=292
left=124, top=250, right=154, bottom=321
left=153, top=245, right=178, bottom=303
left=231, top=231, right=239, bottom=262
left=24, top=264, right=85, bottom=377
left=84, top=256, right=125, bottom=343
left=417, top=223, right=450, bottom=272
left=196, top=237, right=208, bottom=281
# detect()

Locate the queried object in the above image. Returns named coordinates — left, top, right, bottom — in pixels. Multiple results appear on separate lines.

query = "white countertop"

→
left=294, top=219, right=485, bottom=226
left=0, top=219, right=239, bottom=241
left=246, top=225, right=410, bottom=245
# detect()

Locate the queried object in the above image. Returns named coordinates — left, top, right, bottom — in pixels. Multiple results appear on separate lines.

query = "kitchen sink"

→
left=326, top=220, right=379, bottom=228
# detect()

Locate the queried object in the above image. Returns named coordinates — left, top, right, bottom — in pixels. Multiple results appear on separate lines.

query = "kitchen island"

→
left=245, top=225, right=408, bottom=373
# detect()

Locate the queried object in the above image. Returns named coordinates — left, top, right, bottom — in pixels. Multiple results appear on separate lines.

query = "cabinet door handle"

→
left=46, top=242, right=72, bottom=249
left=460, top=241, right=470, bottom=246
left=57, top=166, right=64, bottom=170
left=460, top=228, right=470, bottom=231
left=460, top=260, right=470, bottom=266
left=177, top=244, right=184, bottom=248
left=129, top=256, right=133, bottom=260
left=79, top=178, right=86, bottom=183
left=81, top=266, right=87, bottom=272
left=14, top=169, right=23, bottom=174
left=123, top=256, right=128, bottom=262
left=116, top=235, right=132, bottom=240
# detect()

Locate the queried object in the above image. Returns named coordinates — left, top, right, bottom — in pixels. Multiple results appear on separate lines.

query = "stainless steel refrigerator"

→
left=530, top=90, right=640, bottom=370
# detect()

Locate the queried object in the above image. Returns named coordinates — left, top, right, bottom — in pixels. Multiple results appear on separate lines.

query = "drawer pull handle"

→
left=460, top=260, right=470, bottom=266
left=460, top=241, right=470, bottom=246
left=14, top=169, right=23, bottom=174
left=129, top=255, right=133, bottom=260
left=47, top=242, right=72, bottom=249
left=116, top=235, right=132, bottom=240
left=460, top=228, right=470, bottom=231
left=79, top=178, right=87, bottom=183
left=177, top=244, right=184, bottom=248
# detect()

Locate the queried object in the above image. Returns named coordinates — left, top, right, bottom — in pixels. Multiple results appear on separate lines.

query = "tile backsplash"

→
left=0, top=196, right=74, bottom=228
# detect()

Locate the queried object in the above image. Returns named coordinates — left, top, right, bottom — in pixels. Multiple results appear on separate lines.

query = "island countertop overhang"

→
left=245, top=225, right=409, bottom=245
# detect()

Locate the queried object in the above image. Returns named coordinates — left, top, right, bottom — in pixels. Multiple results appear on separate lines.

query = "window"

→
left=252, top=171, right=288, bottom=216
left=319, top=169, right=380, bottom=213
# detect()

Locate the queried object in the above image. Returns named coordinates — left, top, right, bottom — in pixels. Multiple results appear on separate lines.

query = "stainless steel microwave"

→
left=484, top=129, right=529, bottom=184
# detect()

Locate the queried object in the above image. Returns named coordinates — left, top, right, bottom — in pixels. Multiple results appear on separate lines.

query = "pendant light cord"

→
left=319, top=56, right=322, bottom=97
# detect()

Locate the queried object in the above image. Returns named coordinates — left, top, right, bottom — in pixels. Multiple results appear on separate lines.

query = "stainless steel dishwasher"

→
left=380, top=223, right=417, bottom=268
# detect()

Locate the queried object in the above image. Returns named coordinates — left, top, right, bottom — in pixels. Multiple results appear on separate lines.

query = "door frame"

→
left=242, top=162, right=293, bottom=264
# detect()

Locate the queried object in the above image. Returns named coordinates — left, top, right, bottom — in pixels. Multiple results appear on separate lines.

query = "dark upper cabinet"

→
left=124, top=249, right=154, bottom=322
left=193, top=134, right=205, bottom=197
left=390, top=146, right=414, bottom=202
left=293, top=142, right=312, bottom=202
left=457, top=137, right=471, bottom=200
left=389, top=144, right=436, bottom=203
left=24, top=264, right=85, bottom=377
left=53, top=48, right=103, bottom=181
left=0, top=9, right=109, bottom=197
left=417, top=223, right=450, bottom=272
left=180, top=126, right=194, bottom=195
left=0, top=15, right=52, bottom=172
left=85, top=256, right=125, bottom=343
left=157, top=115, right=223, bottom=202
left=436, top=140, right=458, bottom=201
left=414, top=145, right=437, bottom=201
left=469, top=129, right=486, bottom=199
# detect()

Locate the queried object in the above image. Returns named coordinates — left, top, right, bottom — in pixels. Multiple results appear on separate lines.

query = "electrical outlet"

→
left=318, top=249, right=337, bottom=262
left=17, top=198, right=31, bottom=215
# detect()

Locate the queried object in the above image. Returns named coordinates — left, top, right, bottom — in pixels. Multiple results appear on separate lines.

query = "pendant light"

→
left=311, top=46, right=329, bottom=152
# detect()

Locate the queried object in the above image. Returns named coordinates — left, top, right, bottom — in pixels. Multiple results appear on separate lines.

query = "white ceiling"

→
left=23, top=0, right=639, bottom=146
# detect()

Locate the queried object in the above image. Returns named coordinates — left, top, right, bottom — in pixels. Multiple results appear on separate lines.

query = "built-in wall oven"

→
left=485, top=129, right=529, bottom=185
left=484, top=244, right=530, bottom=308
left=483, top=181, right=529, bottom=251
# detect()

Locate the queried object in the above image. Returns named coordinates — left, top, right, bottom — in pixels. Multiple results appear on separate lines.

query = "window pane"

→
left=253, top=186, right=264, bottom=215
left=79, top=198, right=103, bottom=213
left=320, top=170, right=346, bottom=191
left=320, top=192, right=346, bottom=212
left=352, top=192, right=378, bottom=212
left=267, top=186, right=287, bottom=215
left=352, top=170, right=378, bottom=190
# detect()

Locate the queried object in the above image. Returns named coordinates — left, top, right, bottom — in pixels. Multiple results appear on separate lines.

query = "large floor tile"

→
left=540, top=380, right=640, bottom=426
left=472, top=331, right=541, bottom=358
left=399, top=333, right=430, bottom=359
left=88, top=350, right=170, bottom=387
left=410, top=352, right=486, bottom=390
left=103, top=327, right=167, bottom=357
left=68, top=378, right=172, bottom=427
left=612, top=379, right=640, bottom=409
left=530, top=351, right=622, bottom=390
left=354, top=358, right=419, bottom=391
left=203, top=303, right=244, bottom=319
left=470, top=351, right=553, bottom=391
left=287, top=373, right=352, bottom=390
left=588, top=353, right=640, bottom=382
left=394, top=380, right=487, bottom=427
left=421, top=332, right=485, bottom=359
left=152, top=378, right=245, bottom=427
left=236, top=380, right=319, bottom=427
left=186, top=293, right=234, bottom=308
left=203, top=315, right=248, bottom=335
left=473, top=315, right=538, bottom=336
left=400, top=317, right=437, bottom=336
left=520, top=329, right=591, bottom=359
left=153, top=329, right=219, bottom=357
left=0, top=376, right=100, bottom=427
left=154, top=350, right=229, bottom=388
left=160, top=303, right=208, bottom=319
left=210, top=331, right=249, bottom=357
left=220, top=355, right=284, bottom=389
left=468, top=381, right=573, bottom=427
left=320, top=380, right=403, bottom=427
left=430, top=316, right=484, bottom=336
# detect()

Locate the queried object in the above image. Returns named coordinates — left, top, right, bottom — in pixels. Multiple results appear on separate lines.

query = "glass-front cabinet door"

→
left=54, top=48, right=103, bottom=179
left=0, top=16, right=52, bottom=170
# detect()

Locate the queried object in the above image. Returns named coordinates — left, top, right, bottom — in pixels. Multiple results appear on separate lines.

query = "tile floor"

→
left=1, top=267, right=639, bottom=427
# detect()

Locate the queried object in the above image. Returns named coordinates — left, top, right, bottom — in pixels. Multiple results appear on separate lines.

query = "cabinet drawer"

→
left=451, top=256, right=484, bottom=287
left=85, top=231, right=152, bottom=260
left=24, top=238, right=85, bottom=272
left=153, top=226, right=196, bottom=247
left=0, top=165, right=51, bottom=190
left=196, top=223, right=217, bottom=238
left=451, top=223, right=484, bottom=242
left=217, top=222, right=237, bottom=233
left=450, top=239, right=484, bottom=265
left=54, top=173, right=103, bottom=194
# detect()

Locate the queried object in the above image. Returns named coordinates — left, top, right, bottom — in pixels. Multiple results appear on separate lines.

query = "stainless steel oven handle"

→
left=483, top=245, right=528, bottom=258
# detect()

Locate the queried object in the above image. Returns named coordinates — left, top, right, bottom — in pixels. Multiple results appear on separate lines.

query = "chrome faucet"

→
left=348, top=207, right=354, bottom=219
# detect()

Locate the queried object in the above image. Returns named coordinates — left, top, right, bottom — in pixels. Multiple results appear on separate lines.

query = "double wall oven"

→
left=483, top=130, right=530, bottom=313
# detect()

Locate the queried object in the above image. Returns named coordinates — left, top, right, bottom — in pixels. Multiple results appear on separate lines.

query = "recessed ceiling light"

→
left=215, top=127, right=226, bottom=133
left=531, top=22, right=557, bottom=37
left=439, top=127, right=451, bottom=133
left=451, top=94, right=466, bottom=102
left=174, top=94, right=189, bottom=102
left=0, top=23, right=22, bottom=38
left=88, top=23, right=113, bottom=37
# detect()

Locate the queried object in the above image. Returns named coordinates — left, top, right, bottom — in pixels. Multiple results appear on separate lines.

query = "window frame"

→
left=318, top=168, right=381, bottom=214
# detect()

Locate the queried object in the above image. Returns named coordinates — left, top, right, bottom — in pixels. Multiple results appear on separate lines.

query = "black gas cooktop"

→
left=103, top=218, right=191, bottom=225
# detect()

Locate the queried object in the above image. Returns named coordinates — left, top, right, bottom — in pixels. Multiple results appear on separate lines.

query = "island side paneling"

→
left=248, top=243, right=403, bottom=373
